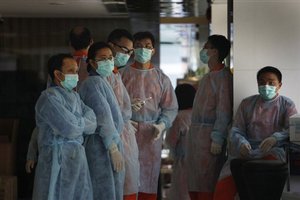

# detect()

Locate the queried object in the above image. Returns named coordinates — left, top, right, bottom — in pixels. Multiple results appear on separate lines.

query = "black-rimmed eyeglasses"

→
left=112, top=42, right=134, bottom=55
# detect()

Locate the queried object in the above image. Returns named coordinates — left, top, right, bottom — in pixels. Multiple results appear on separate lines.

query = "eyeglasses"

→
left=112, top=42, right=134, bottom=55
left=95, top=57, right=114, bottom=62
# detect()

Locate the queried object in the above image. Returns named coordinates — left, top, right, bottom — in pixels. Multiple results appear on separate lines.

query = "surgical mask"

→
left=114, top=52, right=130, bottom=67
left=96, top=60, right=114, bottom=77
left=199, top=49, right=209, bottom=64
left=258, top=85, right=277, bottom=100
left=134, top=48, right=152, bottom=64
left=60, top=74, right=79, bottom=91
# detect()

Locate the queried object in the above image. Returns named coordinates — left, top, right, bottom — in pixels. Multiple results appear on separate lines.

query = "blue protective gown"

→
left=79, top=70, right=125, bottom=200
left=165, top=110, right=192, bottom=200
left=120, top=65, right=178, bottom=193
left=107, top=71, right=140, bottom=195
left=186, top=67, right=233, bottom=192
left=218, top=94, right=298, bottom=180
left=33, top=85, right=97, bottom=200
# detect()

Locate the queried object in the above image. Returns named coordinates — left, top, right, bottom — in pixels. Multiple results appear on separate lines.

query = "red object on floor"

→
left=213, top=176, right=237, bottom=200
left=124, top=193, right=137, bottom=200
left=137, top=192, right=157, bottom=200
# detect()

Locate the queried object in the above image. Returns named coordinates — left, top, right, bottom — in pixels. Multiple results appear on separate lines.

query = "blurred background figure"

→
left=165, top=83, right=196, bottom=200
left=69, top=26, right=93, bottom=86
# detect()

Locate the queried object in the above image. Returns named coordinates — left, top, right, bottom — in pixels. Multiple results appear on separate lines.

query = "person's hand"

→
left=128, top=120, right=138, bottom=134
left=25, top=160, right=36, bottom=173
left=259, top=137, right=277, bottom=153
left=240, top=143, right=252, bottom=158
left=109, top=143, right=123, bottom=172
left=153, top=122, right=166, bottom=141
left=131, top=98, right=144, bottom=112
left=210, top=142, right=222, bottom=155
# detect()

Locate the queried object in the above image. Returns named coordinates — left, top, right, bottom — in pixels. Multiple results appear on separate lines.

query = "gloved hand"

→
left=25, top=160, right=36, bottom=173
left=259, top=137, right=277, bottom=153
left=109, top=143, right=123, bottom=172
left=240, top=143, right=252, bottom=158
left=210, top=142, right=222, bottom=155
left=153, top=122, right=166, bottom=141
left=128, top=120, right=138, bottom=134
left=131, top=98, right=144, bottom=112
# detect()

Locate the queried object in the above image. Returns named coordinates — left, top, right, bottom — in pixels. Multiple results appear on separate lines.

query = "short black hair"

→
left=48, top=53, right=74, bottom=80
left=207, top=35, right=230, bottom=62
left=86, top=41, right=112, bottom=72
left=175, top=84, right=196, bottom=110
left=133, top=31, right=155, bottom=48
left=69, top=26, right=92, bottom=50
left=107, top=28, right=133, bottom=43
left=257, top=66, right=282, bottom=83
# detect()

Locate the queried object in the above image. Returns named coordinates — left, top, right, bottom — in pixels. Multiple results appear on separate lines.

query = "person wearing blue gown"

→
left=32, top=53, right=97, bottom=200
left=79, top=42, right=125, bottom=200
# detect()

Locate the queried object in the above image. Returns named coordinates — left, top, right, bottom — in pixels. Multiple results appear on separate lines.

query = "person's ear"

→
left=151, top=48, right=155, bottom=56
left=211, top=48, right=219, bottom=61
left=54, top=69, right=63, bottom=81
left=89, top=39, right=94, bottom=46
left=89, top=59, right=97, bottom=69
left=212, top=48, right=218, bottom=56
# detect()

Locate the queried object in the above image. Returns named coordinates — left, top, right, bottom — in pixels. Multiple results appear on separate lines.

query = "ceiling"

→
left=0, top=0, right=207, bottom=19
left=0, top=0, right=129, bottom=18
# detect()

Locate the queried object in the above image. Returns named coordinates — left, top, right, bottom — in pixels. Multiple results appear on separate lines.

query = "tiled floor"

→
left=18, top=175, right=300, bottom=200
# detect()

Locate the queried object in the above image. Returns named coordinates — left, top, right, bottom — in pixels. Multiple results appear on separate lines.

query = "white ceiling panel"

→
left=0, top=0, right=128, bottom=18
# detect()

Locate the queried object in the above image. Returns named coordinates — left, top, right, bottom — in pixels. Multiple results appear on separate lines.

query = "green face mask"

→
left=96, top=60, right=114, bottom=77
left=114, top=52, right=130, bottom=67
left=199, top=49, right=209, bottom=64
left=134, top=48, right=152, bottom=64
left=60, top=74, right=79, bottom=91
left=258, top=85, right=277, bottom=100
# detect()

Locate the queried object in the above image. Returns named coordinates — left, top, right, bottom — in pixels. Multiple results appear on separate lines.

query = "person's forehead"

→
left=117, top=37, right=133, bottom=47
left=62, top=58, right=77, bottom=69
left=63, top=57, right=76, bottom=65
left=259, top=72, right=279, bottom=80
left=135, top=38, right=152, bottom=45
left=95, top=48, right=112, bottom=56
